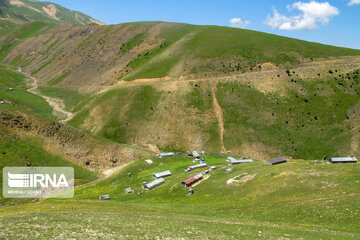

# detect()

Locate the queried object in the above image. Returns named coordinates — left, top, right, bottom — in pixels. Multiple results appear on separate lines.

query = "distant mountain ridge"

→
left=0, top=0, right=103, bottom=26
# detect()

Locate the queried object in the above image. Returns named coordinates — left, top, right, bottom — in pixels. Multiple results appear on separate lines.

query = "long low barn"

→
left=189, top=163, right=207, bottom=170
left=329, top=157, right=358, bottom=163
left=143, top=178, right=165, bottom=190
left=156, top=152, right=175, bottom=158
left=182, top=173, right=203, bottom=187
left=227, top=157, right=253, bottom=165
left=152, top=170, right=172, bottom=178
left=266, top=157, right=287, bottom=165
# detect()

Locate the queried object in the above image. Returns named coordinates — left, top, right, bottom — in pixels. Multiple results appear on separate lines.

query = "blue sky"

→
left=41, top=0, right=360, bottom=49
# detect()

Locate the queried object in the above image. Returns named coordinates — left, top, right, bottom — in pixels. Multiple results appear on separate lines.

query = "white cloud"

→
left=229, top=17, right=251, bottom=28
left=265, top=1, right=339, bottom=30
left=348, top=0, right=360, bottom=6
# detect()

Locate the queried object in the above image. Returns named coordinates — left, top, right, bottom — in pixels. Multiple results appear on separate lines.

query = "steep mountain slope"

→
left=2, top=22, right=360, bottom=87
left=0, top=121, right=97, bottom=206
left=1, top=21, right=360, bottom=159
left=59, top=62, right=359, bottom=159
left=0, top=63, right=153, bottom=206
left=0, top=0, right=103, bottom=26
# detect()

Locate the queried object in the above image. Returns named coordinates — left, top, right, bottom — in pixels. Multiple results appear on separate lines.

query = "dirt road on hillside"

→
left=211, top=85, right=226, bottom=152
left=94, top=56, right=360, bottom=95
left=19, top=68, right=74, bottom=123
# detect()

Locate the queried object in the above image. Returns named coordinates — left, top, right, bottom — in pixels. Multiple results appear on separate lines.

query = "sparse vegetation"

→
left=119, top=33, right=145, bottom=55
left=47, top=71, right=70, bottom=85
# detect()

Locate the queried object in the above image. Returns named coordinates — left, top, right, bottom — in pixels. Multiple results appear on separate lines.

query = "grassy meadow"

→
left=0, top=154, right=359, bottom=239
left=0, top=64, right=54, bottom=118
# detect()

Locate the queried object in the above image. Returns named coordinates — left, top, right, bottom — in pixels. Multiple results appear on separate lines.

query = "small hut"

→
left=186, top=151, right=193, bottom=157
left=192, top=151, right=200, bottom=158
left=152, top=170, right=171, bottom=179
left=145, top=159, right=153, bottom=164
left=99, top=195, right=111, bottom=200
left=125, top=188, right=133, bottom=194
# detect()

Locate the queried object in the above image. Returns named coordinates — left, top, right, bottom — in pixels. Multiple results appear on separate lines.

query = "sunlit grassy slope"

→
left=0, top=64, right=96, bottom=203
left=0, top=22, right=53, bottom=60
left=2, top=21, right=360, bottom=83
left=0, top=63, right=54, bottom=118
left=0, top=0, right=102, bottom=26
left=0, top=125, right=97, bottom=206
left=1, top=154, right=359, bottom=239
left=125, top=24, right=360, bottom=80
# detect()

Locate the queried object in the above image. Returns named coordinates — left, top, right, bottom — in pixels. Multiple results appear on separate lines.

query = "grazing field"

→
left=0, top=64, right=54, bottom=118
left=1, top=154, right=359, bottom=239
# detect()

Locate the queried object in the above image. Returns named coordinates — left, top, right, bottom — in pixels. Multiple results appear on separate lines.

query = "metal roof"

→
left=152, top=170, right=172, bottom=178
left=329, top=157, right=358, bottom=163
left=227, top=156, right=237, bottom=162
left=182, top=173, right=203, bottom=187
left=143, top=178, right=165, bottom=190
left=192, top=151, right=200, bottom=157
left=157, top=152, right=175, bottom=158
left=266, top=157, right=287, bottom=165
left=190, top=163, right=207, bottom=169
left=145, top=159, right=153, bottom=164
left=227, top=157, right=253, bottom=164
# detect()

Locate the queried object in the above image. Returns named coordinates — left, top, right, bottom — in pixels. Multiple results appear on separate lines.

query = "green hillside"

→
left=0, top=0, right=103, bottom=26
left=1, top=21, right=359, bottom=85
left=62, top=66, right=360, bottom=159
left=0, top=125, right=97, bottom=206
left=122, top=24, right=360, bottom=80
left=0, top=64, right=152, bottom=207
left=0, top=63, right=54, bottom=117
left=0, top=21, right=358, bottom=159
left=1, top=154, right=359, bottom=239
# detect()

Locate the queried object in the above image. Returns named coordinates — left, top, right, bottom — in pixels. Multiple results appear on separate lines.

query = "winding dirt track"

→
left=19, top=68, right=74, bottom=123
